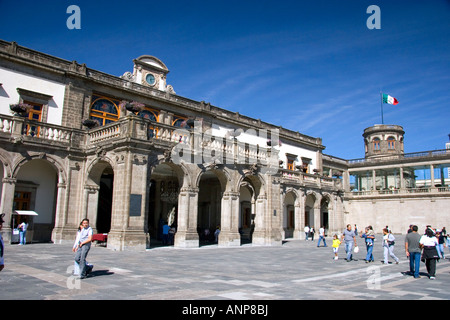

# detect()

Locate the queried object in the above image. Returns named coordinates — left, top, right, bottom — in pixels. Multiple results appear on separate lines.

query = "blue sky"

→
left=1, top=0, right=449, bottom=159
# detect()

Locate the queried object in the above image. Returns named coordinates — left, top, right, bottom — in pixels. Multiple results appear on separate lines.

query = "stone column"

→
left=10, top=116, right=24, bottom=143
left=313, top=194, right=322, bottom=231
left=219, top=191, right=241, bottom=246
left=372, top=170, right=377, bottom=191
left=343, top=170, right=350, bottom=192
left=293, top=202, right=302, bottom=239
left=174, top=187, right=199, bottom=248
left=84, top=185, right=100, bottom=232
left=399, top=167, right=404, bottom=190
left=51, top=182, right=67, bottom=243
left=108, top=152, right=148, bottom=251
left=297, top=189, right=306, bottom=239
left=0, top=177, right=16, bottom=243
left=430, top=164, right=435, bottom=188
left=251, top=194, right=268, bottom=245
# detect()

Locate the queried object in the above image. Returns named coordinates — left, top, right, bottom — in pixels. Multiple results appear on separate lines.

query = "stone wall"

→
left=344, top=195, right=450, bottom=234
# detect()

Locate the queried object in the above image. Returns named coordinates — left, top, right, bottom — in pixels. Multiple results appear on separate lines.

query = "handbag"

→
left=353, top=245, right=359, bottom=253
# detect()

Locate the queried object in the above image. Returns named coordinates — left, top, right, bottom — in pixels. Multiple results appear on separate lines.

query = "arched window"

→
left=373, top=138, right=381, bottom=151
left=89, top=96, right=120, bottom=126
left=138, top=109, right=158, bottom=122
left=387, top=137, right=395, bottom=150
left=138, top=108, right=159, bottom=139
left=173, top=116, right=191, bottom=128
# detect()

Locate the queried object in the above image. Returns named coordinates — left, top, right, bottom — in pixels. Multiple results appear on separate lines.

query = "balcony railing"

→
left=0, top=114, right=78, bottom=145
left=0, top=115, right=346, bottom=192
left=349, top=186, right=450, bottom=196
left=348, top=148, right=450, bottom=164
left=279, top=168, right=343, bottom=190
left=0, top=114, right=276, bottom=168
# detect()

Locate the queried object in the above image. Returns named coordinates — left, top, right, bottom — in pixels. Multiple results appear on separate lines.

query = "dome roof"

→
left=134, top=55, right=169, bottom=73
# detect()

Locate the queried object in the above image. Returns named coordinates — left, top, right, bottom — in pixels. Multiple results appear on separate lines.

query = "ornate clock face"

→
left=145, top=73, right=156, bottom=86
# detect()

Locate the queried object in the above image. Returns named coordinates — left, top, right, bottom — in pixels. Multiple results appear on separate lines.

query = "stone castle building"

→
left=0, top=40, right=449, bottom=250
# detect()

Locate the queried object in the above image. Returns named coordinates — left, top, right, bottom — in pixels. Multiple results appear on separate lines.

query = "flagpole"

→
left=380, top=91, right=384, bottom=124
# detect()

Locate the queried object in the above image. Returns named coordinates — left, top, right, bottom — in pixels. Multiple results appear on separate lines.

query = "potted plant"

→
left=120, top=100, right=144, bottom=114
left=82, top=119, right=99, bottom=129
left=10, top=103, right=32, bottom=115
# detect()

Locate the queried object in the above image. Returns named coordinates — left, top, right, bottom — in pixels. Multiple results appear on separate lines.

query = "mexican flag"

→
left=382, top=93, right=399, bottom=105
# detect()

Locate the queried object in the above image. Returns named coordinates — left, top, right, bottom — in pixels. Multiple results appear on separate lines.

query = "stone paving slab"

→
left=1, top=234, right=449, bottom=303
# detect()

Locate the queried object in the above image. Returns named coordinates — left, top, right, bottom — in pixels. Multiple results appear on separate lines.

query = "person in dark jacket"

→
left=0, top=213, right=5, bottom=272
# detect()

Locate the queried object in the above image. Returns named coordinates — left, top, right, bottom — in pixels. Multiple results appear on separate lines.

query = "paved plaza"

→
left=1, top=234, right=449, bottom=302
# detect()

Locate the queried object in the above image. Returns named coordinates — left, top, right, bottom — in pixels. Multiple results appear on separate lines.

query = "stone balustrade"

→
left=0, top=114, right=77, bottom=145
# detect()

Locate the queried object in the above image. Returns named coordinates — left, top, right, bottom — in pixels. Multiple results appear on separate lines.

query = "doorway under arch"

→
left=15, top=158, right=58, bottom=242
left=198, top=170, right=223, bottom=245
left=86, top=161, right=114, bottom=234
left=147, top=163, right=182, bottom=246
left=96, top=166, right=114, bottom=233
left=283, top=191, right=296, bottom=239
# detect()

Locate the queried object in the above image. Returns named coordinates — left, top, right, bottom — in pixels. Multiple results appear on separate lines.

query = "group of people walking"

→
left=405, top=225, right=446, bottom=280
left=329, top=223, right=447, bottom=280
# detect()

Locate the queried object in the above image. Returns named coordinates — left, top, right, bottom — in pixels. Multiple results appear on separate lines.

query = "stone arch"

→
left=0, top=149, right=14, bottom=179
left=237, top=172, right=267, bottom=244
left=85, top=156, right=115, bottom=184
left=196, top=168, right=228, bottom=244
left=320, top=192, right=333, bottom=231
left=304, top=190, right=319, bottom=229
left=283, top=187, right=301, bottom=206
left=147, top=160, right=186, bottom=245
left=234, top=172, right=265, bottom=198
left=194, top=166, right=229, bottom=193
left=84, top=158, right=115, bottom=234
left=11, top=154, right=63, bottom=242
left=282, top=188, right=299, bottom=239
left=12, top=153, right=67, bottom=184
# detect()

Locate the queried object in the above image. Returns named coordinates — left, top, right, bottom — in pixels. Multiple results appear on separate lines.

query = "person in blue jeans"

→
left=341, top=224, right=357, bottom=261
left=18, top=220, right=28, bottom=245
left=317, top=226, right=327, bottom=247
left=405, top=225, right=422, bottom=278
left=74, top=219, right=93, bottom=279
left=361, top=226, right=375, bottom=263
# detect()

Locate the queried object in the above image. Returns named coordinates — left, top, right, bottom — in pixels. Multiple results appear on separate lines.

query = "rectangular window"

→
left=287, top=159, right=294, bottom=171
left=23, top=100, right=43, bottom=137
left=13, top=191, right=31, bottom=211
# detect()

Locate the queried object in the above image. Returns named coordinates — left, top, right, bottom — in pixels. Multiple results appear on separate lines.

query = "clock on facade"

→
left=145, top=73, right=156, bottom=86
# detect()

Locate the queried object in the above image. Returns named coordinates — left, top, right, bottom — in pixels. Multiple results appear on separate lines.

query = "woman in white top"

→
left=382, top=228, right=399, bottom=264
left=419, top=228, right=439, bottom=280
left=72, top=222, right=93, bottom=276
left=420, top=228, right=439, bottom=280
left=18, top=220, right=28, bottom=245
